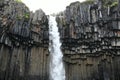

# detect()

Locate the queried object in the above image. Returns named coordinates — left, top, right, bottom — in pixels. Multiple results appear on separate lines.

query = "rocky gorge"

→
left=0, top=0, right=120, bottom=80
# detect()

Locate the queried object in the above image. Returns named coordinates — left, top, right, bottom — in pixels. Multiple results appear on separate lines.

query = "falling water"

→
left=49, top=16, right=65, bottom=80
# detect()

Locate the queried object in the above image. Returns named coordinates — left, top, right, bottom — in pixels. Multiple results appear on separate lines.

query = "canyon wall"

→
left=1, top=0, right=120, bottom=80
left=57, top=0, right=120, bottom=80
left=0, top=0, right=49, bottom=80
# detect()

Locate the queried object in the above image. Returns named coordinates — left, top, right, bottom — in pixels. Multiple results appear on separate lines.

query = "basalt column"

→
left=57, top=0, right=120, bottom=80
left=1, top=0, right=120, bottom=80
left=0, top=0, right=49, bottom=80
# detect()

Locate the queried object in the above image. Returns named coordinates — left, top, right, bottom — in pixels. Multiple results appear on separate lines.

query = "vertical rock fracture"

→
left=1, top=0, right=120, bottom=80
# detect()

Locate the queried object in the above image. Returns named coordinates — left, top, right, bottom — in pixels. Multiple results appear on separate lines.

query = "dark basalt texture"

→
left=0, top=0, right=49, bottom=80
left=1, top=0, right=120, bottom=80
left=57, top=0, right=120, bottom=80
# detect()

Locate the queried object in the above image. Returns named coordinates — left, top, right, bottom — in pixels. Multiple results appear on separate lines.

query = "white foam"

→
left=49, top=16, right=65, bottom=80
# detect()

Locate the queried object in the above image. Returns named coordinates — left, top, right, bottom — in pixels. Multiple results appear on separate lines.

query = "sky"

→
left=21, top=0, right=86, bottom=15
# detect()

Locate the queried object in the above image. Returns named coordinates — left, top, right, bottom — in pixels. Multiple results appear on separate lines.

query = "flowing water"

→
left=49, top=16, right=65, bottom=80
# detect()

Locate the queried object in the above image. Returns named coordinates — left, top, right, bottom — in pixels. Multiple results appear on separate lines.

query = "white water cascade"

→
left=49, top=16, right=65, bottom=80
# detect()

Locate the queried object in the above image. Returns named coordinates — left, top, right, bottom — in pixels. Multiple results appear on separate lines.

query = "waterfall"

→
left=49, top=16, right=65, bottom=80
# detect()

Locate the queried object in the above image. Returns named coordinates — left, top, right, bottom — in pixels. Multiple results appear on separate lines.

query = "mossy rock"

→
left=16, top=16, right=22, bottom=20
left=103, top=0, right=118, bottom=8
left=110, top=2, right=118, bottom=7
left=82, top=0, right=95, bottom=4
left=15, top=0, right=22, bottom=3
left=24, top=13, right=30, bottom=19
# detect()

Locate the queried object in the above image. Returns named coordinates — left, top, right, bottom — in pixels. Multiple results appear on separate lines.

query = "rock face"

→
left=0, top=0, right=49, bottom=80
left=1, top=0, right=120, bottom=80
left=57, top=0, right=120, bottom=80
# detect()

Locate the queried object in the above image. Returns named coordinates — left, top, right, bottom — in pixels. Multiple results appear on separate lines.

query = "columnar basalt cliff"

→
left=1, top=0, right=120, bottom=80
left=57, top=0, right=120, bottom=80
left=0, top=0, right=49, bottom=80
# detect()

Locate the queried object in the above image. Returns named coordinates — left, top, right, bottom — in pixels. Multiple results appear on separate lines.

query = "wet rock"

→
left=0, top=0, right=49, bottom=80
left=32, top=9, right=47, bottom=24
left=57, top=0, right=120, bottom=80
left=1, top=0, right=120, bottom=80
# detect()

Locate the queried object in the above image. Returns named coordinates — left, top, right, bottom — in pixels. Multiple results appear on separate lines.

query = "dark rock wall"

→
left=1, top=0, right=120, bottom=80
left=0, top=0, right=49, bottom=80
left=57, top=0, right=120, bottom=80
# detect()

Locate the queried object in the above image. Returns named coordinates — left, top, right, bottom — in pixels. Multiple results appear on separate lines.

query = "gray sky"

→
left=21, top=0, right=86, bottom=14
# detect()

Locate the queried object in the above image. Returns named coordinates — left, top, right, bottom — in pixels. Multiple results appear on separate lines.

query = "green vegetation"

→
left=16, top=14, right=22, bottom=20
left=15, top=0, right=22, bottom=3
left=16, top=13, right=30, bottom=20
left=16, top=15, right=22, bottom=20
left=103, top=0, right=118, bottom=8
left=24, top=13, right=30, bottom=19
left=82, top=0, right=95, bottom=4
left=110, top=1, right=118, bottom=7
